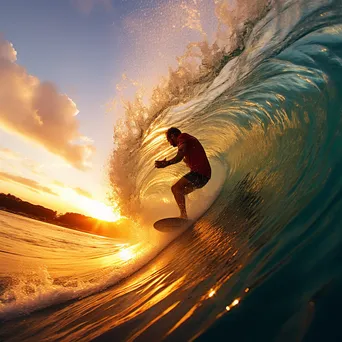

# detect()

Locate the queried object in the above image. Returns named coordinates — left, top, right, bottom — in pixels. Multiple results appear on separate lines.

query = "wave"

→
left=108, top=0, right=341, bottom=224
left=108, top=0, right=271, bottom=217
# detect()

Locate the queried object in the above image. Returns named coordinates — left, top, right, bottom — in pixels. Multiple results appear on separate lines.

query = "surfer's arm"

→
left=155, top=144, right=186, bottom=168
left=167, top=144, right=186, bottom=166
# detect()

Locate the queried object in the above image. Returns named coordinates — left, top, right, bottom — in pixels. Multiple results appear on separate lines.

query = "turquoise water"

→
left=1, top=0, right=342, bottom=341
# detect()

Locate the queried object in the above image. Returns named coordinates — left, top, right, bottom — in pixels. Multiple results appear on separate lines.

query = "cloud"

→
left=21, top=159, right=44, bottom=175
left=74, top=187, right=93, bottom=198
left=0, top=38, right=17, bottom=62
left=0, top=36, right=94, bottom=170
left=52, top=181, right=92, bottom=199
left=71, top=0, right=113, bottom=15
left=0, top=146, right=44, bottom=175
left=53, top=180, right=65, bottom=187
left=0, top=147, right=21, bottom=160
left=0, top=171, right=57, bottom=196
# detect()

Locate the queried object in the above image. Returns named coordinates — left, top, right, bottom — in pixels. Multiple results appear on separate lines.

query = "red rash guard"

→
left=177, top=133, right=211, bottom=179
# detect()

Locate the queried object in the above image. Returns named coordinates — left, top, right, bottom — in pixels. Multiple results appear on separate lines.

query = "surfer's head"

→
left=166, top=127, right=181, bottom=147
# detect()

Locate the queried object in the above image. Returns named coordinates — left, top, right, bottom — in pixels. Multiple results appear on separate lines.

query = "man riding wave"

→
left=155, top=127, right=211, bottom=219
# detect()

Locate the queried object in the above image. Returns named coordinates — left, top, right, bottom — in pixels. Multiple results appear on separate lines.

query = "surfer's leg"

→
left=171, top=177, right=196, bottom=219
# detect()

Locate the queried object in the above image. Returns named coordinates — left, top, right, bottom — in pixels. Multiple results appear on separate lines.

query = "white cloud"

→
left=0, top=36, right=94, bottom=170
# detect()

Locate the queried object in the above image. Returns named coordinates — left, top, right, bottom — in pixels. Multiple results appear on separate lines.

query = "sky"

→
left=0, top=0, right=218, bottom=221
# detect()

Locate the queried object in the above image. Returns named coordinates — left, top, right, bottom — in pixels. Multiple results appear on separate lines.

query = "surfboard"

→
left=153, top=217, right=191, bottom=232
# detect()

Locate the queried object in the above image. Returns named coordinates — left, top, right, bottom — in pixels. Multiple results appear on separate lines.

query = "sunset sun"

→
left=86, top=200, right=120, bottom=222
left=58, top=188, right=121, bottom=222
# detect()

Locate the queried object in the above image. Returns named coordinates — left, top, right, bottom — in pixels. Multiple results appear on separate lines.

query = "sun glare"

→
left=119, top=248, right=134, bottom=261
left=87, top=201, right=120, bottom=222
left=58, top=188, right=121, bottom=222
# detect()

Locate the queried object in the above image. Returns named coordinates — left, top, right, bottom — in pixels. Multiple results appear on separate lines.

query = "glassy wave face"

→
left=1, top=0, right=342, bottom=341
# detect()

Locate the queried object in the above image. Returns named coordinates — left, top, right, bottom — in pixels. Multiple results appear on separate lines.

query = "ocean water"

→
left=1, top=0, right=342, bottom=341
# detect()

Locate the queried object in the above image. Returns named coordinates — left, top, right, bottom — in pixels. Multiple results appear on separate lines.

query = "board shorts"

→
left=184, top=171, right=210, bottom=189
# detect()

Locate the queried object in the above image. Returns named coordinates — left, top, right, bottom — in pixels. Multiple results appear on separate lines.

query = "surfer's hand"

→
left=155, top=159, right=168, bottom=168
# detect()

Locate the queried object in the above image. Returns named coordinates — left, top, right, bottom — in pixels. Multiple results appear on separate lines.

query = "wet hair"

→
left=166, top=127, right=181, bottom=139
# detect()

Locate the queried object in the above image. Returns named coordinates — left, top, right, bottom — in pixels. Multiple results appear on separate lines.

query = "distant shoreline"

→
left=0, top=194, right=134, bottom=240
left=0, top=208, right=100, bottom=234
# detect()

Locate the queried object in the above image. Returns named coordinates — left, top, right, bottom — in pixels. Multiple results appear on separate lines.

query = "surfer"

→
left=155, top=127, right=211, bottom=219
